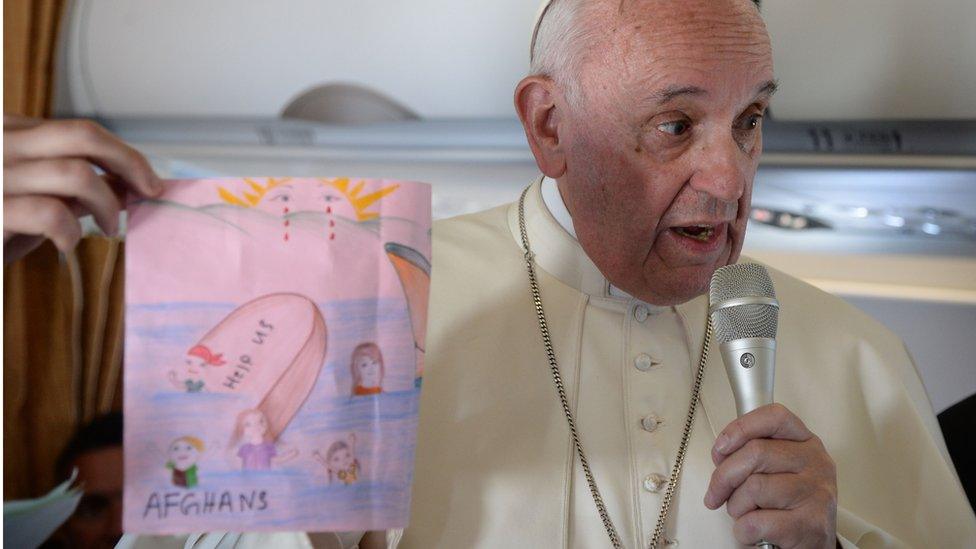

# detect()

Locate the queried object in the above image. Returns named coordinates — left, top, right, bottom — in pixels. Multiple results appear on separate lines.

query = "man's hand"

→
left=704, top=403, right=837, bottom=549
left=3, top=115, right=162, bottom=263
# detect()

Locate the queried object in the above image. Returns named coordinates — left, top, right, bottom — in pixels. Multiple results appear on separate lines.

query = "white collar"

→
left=539, top=176, right=635, bottom=300
left=540, top=176, right=577, bottom=239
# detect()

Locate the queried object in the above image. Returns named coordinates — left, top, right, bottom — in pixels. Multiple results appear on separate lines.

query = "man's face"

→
left=60, top=446, right=123, bottom=548
left=556, top=0, right=775, bottom=305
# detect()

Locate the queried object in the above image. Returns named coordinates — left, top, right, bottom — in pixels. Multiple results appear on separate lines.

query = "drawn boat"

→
left=184, top=292, right=327, bottom=438
left=384, top=242, right=430, bottom=386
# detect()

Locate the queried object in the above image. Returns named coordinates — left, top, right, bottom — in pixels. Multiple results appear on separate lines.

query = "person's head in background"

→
left=516, top=0, right=774, bottom=306
left=47, top=412, right=123, bottom=549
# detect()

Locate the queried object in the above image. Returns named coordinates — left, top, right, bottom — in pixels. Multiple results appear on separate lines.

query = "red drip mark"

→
left=282, top=207, right=290, bottom=242
left=325, top=204, right=336, bottom=241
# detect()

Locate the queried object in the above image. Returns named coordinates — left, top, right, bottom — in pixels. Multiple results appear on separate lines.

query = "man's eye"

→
left=656, top=120, right=691, bottom=136
left=271, top=194, right=290, bottom=202
left=738, top=113, right=763, bottom=131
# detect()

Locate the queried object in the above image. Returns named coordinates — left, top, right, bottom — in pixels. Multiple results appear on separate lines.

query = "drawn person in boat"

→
left=350, top=342, right=384, bottom=396
left=230, top=408, right=298, bottom=471
left=168, top=344, right=225, bottom=393
left=313, top=433, right=360, bottom=485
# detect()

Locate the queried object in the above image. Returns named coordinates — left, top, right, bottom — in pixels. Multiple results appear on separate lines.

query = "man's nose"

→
left=687, top=133, right=747, bottom=204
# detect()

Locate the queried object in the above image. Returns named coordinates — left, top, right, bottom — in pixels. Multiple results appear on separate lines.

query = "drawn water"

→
left=125, top=298, right=420, bottom=530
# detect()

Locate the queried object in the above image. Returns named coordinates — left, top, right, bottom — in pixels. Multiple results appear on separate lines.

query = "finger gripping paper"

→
left=124, top=177, right=431, bottom=533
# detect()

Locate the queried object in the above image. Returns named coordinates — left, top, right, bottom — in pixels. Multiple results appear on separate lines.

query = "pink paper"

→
left=124, top=177, right=430, bottom=534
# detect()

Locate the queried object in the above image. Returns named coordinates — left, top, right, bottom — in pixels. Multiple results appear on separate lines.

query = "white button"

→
left=634, top=304, right=650, bottom=322
left=641, top=414, right=663, bottom=432
left=642, top=472, right=668, bottom=493
left=634, top=353, right=659, bottom=372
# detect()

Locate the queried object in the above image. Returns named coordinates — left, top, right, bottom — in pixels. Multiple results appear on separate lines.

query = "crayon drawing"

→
left=163, top=437, right=204, bottom=488
left=124, top=177, right=431, bottom=534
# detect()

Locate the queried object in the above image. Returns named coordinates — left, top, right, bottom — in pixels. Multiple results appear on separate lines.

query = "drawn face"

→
left=329, top=447, right=353, bottom=471
left=168, top=440, right=199, bottom=471
left=184, top=355, right=207, bottom=377
left=242, top=411, right=268, bottom=443
left=257, top=181, right=357, bottom=218
left=355, top=354, right=382, bottom=387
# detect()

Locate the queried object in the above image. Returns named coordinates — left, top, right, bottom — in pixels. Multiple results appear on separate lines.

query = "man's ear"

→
left=514, top=76, right=567, bottom=179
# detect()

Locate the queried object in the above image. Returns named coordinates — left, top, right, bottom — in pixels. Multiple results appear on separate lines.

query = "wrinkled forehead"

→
left=624, top=1, right=770, bottom=69
left=533, top=0, right=767, bottom=55
left=569, top=0, right=772, bottom=105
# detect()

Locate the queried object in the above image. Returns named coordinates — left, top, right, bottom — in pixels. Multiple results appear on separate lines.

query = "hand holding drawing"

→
left=3, top=116, right=162, bottom=263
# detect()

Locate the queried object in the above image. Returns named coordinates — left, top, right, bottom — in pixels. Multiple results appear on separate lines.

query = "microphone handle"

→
left=720, top=338, right=780, bottom=549
left=718, top=338, right=775, bottom=417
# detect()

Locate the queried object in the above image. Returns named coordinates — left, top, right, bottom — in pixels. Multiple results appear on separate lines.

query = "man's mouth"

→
left=671, top=224, right=717, bottom=242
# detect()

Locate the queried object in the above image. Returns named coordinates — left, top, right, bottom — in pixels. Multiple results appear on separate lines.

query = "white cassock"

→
left=124, top=177, right=974, bottom=549
left=398, top=177, right=975, bottom=548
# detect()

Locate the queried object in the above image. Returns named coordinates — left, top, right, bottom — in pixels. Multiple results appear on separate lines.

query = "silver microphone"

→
left=709, top=263, right=780, bottom=549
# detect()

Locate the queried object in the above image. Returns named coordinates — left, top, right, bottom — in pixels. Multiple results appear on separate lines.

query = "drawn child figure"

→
left=230, top=408, right=298, bottom=471
left=168, top=344, right=225, bottom=392
left=165, top=436, right=204, bottom=488
left=350, top=343, right=384, bottom=396
left=313, top=433, right=360, bottom=485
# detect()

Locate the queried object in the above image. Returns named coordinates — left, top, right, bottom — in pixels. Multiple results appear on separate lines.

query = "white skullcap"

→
left=529, top=0, right=556, bottom=62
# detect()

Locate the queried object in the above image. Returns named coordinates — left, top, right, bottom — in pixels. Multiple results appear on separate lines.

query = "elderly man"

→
left=4, top=0, right=974, bottom=548
left=400, top=1, right=975, bottom=548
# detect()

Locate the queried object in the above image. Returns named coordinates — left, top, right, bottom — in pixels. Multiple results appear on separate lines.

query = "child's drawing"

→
left=217, top=177, right=399, bottom=242
left=385, top=243, right=431, bottom=387
left=169, top=345, right=225, bottom=392
left=164, top=436, right=204, bottom=488
left=350, top=343, right=384, bottom=396
left=125, top=177, right=430, bottom=534
left=229, top=408, right=299, bottom=471
left=313, top=433, right=360, bottom=485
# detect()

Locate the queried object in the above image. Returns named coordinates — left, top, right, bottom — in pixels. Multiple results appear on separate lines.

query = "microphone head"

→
left=708, top=263, right=779, bottom=344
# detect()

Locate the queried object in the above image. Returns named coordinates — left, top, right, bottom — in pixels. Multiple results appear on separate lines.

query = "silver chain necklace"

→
left=517, top=185, right=714, bottom=548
